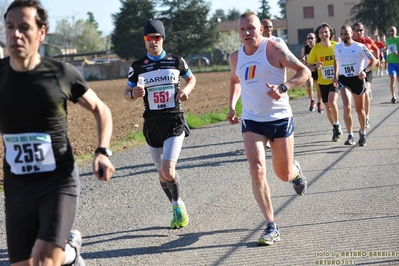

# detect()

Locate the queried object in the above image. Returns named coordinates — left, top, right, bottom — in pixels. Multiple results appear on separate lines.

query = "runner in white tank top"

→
left=227, top=12, right=311, bottom=246
left=236, top=38, right=291, bottom=122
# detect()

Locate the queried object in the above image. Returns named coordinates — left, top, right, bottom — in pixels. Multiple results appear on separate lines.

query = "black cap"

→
left=143, top=19, right=165, bottom=40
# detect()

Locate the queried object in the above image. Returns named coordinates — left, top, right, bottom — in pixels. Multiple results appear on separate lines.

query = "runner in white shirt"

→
left=333, top=25, right=378, bottom=147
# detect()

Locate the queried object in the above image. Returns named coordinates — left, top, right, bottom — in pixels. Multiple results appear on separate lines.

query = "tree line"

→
left=1, top=0, right=399, bottom=60
left=110, top=0, right=281, bottom=60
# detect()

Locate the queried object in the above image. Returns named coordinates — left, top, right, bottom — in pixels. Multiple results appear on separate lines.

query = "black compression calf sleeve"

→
left=165, top=173, right=181, bottom=202
left=160, top=181, right=173, bottom=202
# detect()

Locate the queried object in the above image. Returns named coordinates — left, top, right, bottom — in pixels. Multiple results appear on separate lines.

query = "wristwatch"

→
left=95, top=147, right=112, bottom=157
left=280, top=83, right=289, bottom=92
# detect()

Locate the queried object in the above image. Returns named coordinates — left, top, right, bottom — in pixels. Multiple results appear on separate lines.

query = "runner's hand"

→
left=266, top=83, right=283, bottom=100
left=93, top=155, right=115, bottom=181
left=176, top=90, right=188, bottom=101
left=227, top=109, right=240, bottom=124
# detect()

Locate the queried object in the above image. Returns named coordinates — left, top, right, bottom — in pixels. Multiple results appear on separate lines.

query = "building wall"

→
left=286, top=0, right=361, bottom=45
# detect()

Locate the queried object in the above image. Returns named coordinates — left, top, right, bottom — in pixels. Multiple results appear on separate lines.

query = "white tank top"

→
left=236, top=38, right=292, bottom=122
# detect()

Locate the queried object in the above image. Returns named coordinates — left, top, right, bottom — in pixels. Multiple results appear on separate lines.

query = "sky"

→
left=40, top=0, right=281, bottom=36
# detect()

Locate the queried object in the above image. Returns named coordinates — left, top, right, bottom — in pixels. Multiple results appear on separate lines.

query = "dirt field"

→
left=0, top=71, right=232, bottom=179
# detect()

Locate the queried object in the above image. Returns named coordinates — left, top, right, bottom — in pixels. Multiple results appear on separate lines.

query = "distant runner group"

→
left=2, top=1, right=399, bottom=265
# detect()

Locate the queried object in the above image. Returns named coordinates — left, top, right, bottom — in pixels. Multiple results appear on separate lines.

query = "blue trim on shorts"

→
left=241, top=118, right=294, bottom=141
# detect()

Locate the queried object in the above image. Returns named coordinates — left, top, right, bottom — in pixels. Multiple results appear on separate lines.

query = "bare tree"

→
left=74, top=20, right=105, bottom=52
left=49, top=18, right=104, bottom=55
left=54, top=19, right=75, bottom=53
left=214, top=31, right=242, bottom=62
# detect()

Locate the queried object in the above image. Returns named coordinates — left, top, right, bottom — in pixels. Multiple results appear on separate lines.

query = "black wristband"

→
left=280, top=84, right=289, bottom=92
left=95, top=147, right=112, bottom=157
left=363, top=68, right=370, bottom=73
left=128, top=91, right=135, bottom=99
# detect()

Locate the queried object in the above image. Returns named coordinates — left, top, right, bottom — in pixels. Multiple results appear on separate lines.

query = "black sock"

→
left=160, top=181, right=173, bottom=202
left=165, top=173, right=181, bottom=203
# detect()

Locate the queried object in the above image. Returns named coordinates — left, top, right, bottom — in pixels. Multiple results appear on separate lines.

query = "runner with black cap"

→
left=124, top=19, right=196, bottom=229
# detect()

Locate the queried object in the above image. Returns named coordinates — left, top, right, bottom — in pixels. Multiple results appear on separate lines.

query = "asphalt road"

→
left=1, top=74, right=398, bottom=265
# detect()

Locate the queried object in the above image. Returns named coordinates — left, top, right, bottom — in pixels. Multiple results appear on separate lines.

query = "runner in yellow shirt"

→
left=307, top=22, right=343, bottom=142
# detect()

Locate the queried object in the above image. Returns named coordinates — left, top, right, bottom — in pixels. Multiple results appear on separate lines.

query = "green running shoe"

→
left=171, top=202, right=189, bottom=229
left=332, top=124, right=343, bottom=142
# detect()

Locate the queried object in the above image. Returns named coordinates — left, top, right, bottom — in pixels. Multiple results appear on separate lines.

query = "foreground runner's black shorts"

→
left=143, top=113, right=190, bottom=148
left=338, top=75, right=366, bottom=96
left=241, top=117, right=294, bottom=141
left=4, top=162, right=79, bottom=263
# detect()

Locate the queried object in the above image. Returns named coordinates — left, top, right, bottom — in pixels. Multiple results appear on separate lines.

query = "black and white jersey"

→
left=127, top=51, right=192, bottom=120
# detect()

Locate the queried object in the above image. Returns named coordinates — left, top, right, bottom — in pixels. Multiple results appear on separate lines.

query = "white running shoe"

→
left=258, top=222, right=281, bottom=245
left=67, top=230, right=86, bottom=266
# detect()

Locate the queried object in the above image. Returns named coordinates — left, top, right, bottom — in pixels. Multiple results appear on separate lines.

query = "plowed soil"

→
left=0, top=71, right=232, bottom=180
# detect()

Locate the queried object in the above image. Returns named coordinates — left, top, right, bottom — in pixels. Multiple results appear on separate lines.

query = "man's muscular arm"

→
left=278, top=43, right=311, bottom=89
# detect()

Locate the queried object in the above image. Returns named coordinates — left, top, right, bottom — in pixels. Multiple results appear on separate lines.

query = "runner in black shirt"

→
left=301, top=32, right=323, bottom=113
left=0, top=1, right=115, bottom=265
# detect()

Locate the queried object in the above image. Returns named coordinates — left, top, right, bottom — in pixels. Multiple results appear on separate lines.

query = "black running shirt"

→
left=304, top=44, right=312, bottom=60
left=0, top=57, right=89, bottom=177
left=127, top=51, right=192, bottom=120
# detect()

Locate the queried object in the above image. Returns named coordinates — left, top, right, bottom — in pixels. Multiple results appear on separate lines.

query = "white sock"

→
left=172, top=199, right=182, bottom=206
left=63, top=243, right=77, bottom=265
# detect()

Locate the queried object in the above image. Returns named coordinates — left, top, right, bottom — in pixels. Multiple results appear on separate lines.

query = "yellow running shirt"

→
left=307, top=41, right=337, bottom=85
